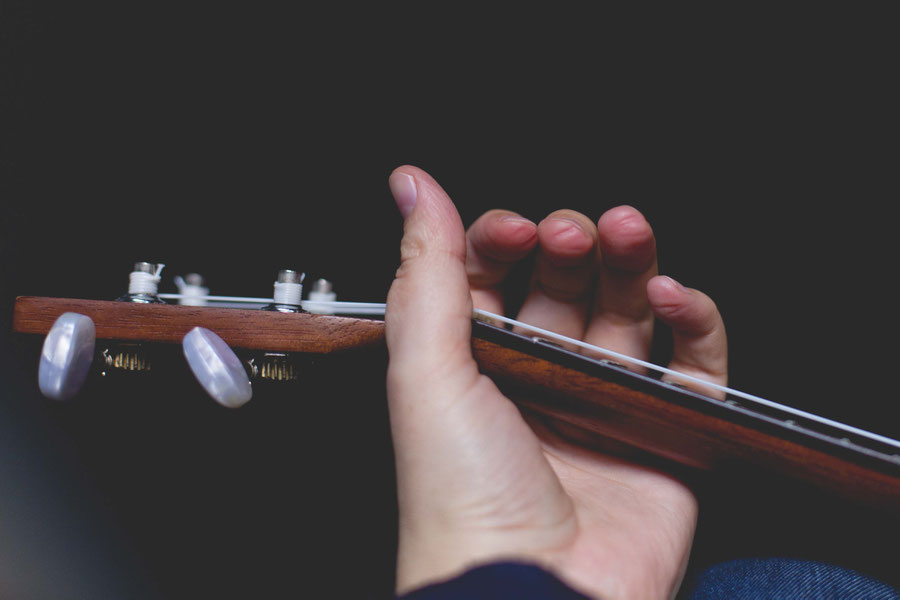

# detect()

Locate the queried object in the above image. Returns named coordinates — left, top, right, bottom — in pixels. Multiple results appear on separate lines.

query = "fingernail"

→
left=661, top=275, right=688, bottom=293
left=544, top=217, right=591, bottom=244
left=389, top=172, right=418, bottom=218
left=499, top=215, right=536, bottom=227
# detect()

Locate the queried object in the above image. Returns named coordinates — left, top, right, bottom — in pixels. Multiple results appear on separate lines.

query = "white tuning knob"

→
left=305, top=278, right=337, bottom=314
left=174, top=273, right=209, bottom=306
left=38, top=312, right=96, bottom=401
left=182, top=327, right=252, bottom=408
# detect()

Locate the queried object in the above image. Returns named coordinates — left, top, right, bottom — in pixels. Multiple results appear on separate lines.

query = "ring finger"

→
left=583, top=206, right=658, bottom=367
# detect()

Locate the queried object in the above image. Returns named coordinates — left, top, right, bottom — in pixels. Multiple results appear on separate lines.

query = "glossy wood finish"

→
left=13, top=296, right=385, bottom=354
left=473, top=336, right=900, bottom=511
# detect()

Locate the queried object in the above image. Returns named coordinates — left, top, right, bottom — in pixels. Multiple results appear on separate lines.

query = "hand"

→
left=385, top=166, right=727, bottom=599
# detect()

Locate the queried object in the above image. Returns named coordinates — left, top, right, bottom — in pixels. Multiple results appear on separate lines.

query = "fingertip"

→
left=648, top=276, right=720, bottom=338
left=390, top=164, right=444, bottom=194
left=597, top=206, right=656, bottom=272
left=651, top=275, right=728, bottom=389
left=597, top=205, right=648, bottom=230
left=474, top=210, right=538, bottom=259
left=537, top=210, right=598, bottom=264
left=386, top=165, right=473, bottom=368
left=465, top=211, right=537, bottom=302
left=389, top=170, right=418, bottom=218
left=648, top=274, right=689, bottom=299
left=390, top=164, right=427, bottom=181
left=497, top=214, right=539, bottom=246
left=648, top=275, right=691, bottom=316
left=540, top=219, right=594, bottom=254
left=388, top=165, right=447, bottom=219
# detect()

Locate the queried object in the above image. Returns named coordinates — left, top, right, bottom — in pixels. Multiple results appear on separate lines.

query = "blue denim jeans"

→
left=687, top=558, right=900, bottom=599
left=396, top=559, right=900, bottom=599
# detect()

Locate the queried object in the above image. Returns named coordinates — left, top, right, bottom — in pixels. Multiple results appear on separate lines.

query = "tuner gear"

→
left=100, top=345, right=152, bottom=373
left=245, top=353, right=299, bottom=381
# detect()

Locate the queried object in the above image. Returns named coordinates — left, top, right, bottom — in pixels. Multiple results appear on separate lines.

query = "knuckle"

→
left=399, top=233, right=427, bottom=262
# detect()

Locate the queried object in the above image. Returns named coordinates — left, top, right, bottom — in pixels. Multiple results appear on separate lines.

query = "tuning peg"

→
left=264, top=269, right=305, bottom=313
left=38, top=312, right=96, bottom=401
left=182, top=327, right=252, bottom=408
left=174, top=273, right=210, bottom=306
left=305, top=278, right=337, bottom=314
left=117, top=262, right=166, bottom=304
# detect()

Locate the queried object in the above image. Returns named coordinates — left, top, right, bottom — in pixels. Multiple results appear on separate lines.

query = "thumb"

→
left=385, top=166, right=479, bottom=390
left=385, top=168, right=573, bottom=592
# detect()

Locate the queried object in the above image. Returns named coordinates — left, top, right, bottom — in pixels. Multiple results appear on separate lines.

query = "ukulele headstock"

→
left=18, top=261, right=384, bottom=408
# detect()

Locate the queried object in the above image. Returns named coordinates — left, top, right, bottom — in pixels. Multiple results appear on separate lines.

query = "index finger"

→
left=465, top=209, right=538, bottom=315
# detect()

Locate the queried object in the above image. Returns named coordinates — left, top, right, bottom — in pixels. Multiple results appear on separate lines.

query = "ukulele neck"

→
left=12, top=295, right=900, bottom=511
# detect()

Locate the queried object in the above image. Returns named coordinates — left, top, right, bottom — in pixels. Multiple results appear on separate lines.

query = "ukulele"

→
left=12, top=262, right=900, bottom=512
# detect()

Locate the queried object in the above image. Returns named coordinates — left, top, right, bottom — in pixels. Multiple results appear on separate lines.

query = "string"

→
left=156, top=293, right=900, bottom=451
left=471, top=309, right=900, bottom=449
left=158, top=294, right=388, bottom=313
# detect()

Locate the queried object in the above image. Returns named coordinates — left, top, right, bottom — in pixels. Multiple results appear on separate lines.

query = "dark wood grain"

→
left=472, top=337, right=900, bottom=511
left=13, top=296, right=385, bottom=354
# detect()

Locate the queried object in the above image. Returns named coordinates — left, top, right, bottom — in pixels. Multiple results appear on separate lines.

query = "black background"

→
left=2, top=3, right=898, bottom=598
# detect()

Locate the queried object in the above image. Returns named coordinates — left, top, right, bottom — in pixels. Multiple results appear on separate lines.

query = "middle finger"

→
left=516, top=209, right=599, bottom=341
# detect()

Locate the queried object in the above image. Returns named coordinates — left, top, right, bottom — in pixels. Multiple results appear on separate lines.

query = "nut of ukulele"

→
left=38, top=312, right=96, bottom=401
left=182, top=327, right=253, bottom=408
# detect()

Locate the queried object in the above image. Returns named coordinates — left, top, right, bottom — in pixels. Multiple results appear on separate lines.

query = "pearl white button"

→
left=182, top=327, right=252, bottom=408
left=38, top=312, right=96, bottom=401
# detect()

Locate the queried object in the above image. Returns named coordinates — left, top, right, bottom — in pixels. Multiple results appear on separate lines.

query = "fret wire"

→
left=472, top=309, right=900, bottom=450
left=157, top=295, right=899, bottom=449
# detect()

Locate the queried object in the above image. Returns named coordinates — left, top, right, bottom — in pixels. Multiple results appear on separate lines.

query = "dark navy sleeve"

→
left=395, top=561, right=592, bottom=599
